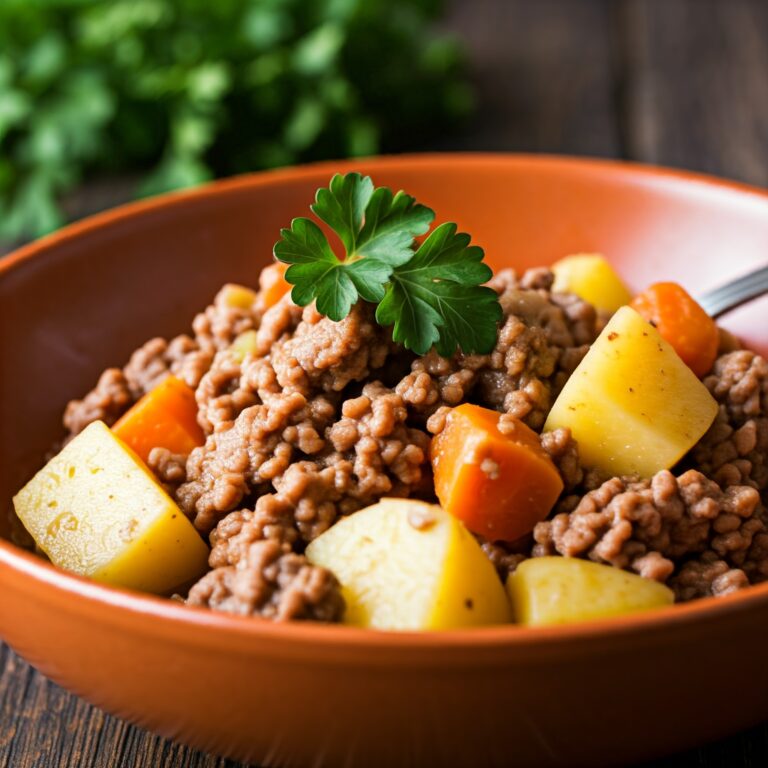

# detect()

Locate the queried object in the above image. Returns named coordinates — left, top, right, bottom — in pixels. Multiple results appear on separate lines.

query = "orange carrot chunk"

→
left=258, top=262, right=291, bottom=310
left=431, top=404, right=563, bottom=543
left=112, top=375, right=204, bottom=463
left=630, top=281, right=719, bottom=377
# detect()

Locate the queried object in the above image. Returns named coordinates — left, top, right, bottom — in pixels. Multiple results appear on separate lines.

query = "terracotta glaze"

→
left=1, top=155, right=767, bottom=767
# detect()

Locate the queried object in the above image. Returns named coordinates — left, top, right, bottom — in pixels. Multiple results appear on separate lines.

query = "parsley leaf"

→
left=274, top=172, right=434, bottom=320
left=273, top=217, right=359, bottom=320
left=274, top=173, right=502, bottom=356
left=376, top=222, right=502, bottom=356
left=311, top=172, right=373, bottom=254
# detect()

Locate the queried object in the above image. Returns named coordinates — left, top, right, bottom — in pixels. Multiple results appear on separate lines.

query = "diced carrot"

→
left=258, top=262, right=291, bottom=310
left=112, top=375, right=204, bottom=463
left=630, top=282, right=718, bottom=377
left=431, top=404, right=563, bottom=543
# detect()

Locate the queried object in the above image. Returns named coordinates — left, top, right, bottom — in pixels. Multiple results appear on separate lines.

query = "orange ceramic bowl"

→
left=1, top=155, right=767, bottom=767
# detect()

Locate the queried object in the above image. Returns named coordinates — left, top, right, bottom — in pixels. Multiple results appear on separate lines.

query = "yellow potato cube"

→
left=306, top=499, right=511, bottom=630
left=544, top=306, right=718, bottom=477
left=507, top=557, right=674, bottom=626
left=13, top=421, right=209, bottom=594
left=219, top=283, right=257, bottom=309
left=552, top=253, right=632, bottom=314
left=229, top=330, right=258, bottom=363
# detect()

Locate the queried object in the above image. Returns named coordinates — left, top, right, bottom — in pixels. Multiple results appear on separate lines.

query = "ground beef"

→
left=60, top=284, right=258, bottom=440
left=275, top=382, right=431, bottom=541
left=63, top=368, right=133, bottom=436
left=538, top=426, right=584, bottom=492
left=147, top=447, right=188, bottom=495
left=165, top=334, right=214, bottom=390
left=123, top=337, right=173, bottom=398
left=253, top=295, right=305, bottom=357
left=692, top=351, right=768, bottom=494
left=195, top=348, right=256, bottom=434
left=62, top=333, right=214, bottom=440
left=271, top=303, right=393, bottom=394
left=480, top=538, right=529, bottom=580
left=124, top=334, right=215, bottom=400
left=533, top=469, right=766, bottom=595
left=327, top=382, right=430, bottom=496
left=667, top=551, right=750, bottom=601
left=54, top=263, right=768, bottom=620
left=178, top=269, right=598, bottom=550
left=397, top=355, right=476, bottom=420
left=178, top=392, right=334, bottom=532
left=208, top=508, right=297, bottom=566
left=176, top=300, right=425, bottom=539
left=255, top=460, right=357, bottom=543
left=182, top=379, right=431, bottom=541
left=705, top=350, right=768, bottom=422
left=192, top=297, right=305, bottom=436
left=186, top=538, right=343, bottom=621
left=191, top=284, right=260, bottom=354
left=399, top=268, right=600, bottom=431
left=61, top=334, right=211, bottom=441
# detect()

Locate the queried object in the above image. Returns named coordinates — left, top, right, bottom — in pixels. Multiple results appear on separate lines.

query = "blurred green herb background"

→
left=0, top=0, right=470, bottom=241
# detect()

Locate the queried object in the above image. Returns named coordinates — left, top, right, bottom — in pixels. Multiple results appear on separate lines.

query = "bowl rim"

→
left=3, top=151, right=768, bottom=653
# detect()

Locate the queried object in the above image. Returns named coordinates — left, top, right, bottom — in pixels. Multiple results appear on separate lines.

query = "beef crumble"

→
left=176, top=302, right=404, bottom=536
left=398, top=268, right=600, bottom=432
left=532, top=469, right=764, bottom=599
left=63, top=368, right=133, bottom=436
left=187, top=537, right=344, bottom=621
left=62, top=282, right=258, bottom=441
left=692, top=351, right=768, bottom=493
left=56, top=265, right=768, bottom=620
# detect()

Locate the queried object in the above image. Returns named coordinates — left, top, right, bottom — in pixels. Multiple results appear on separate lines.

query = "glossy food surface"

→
left=306, top=498, right=511, bottom=630
left=507, top=557, right=675, bottom=626
left=551, top=253, right=632, bottom=313
left=13, top=421, right=209, bottom=593
left=545, top=305, right=719, bottom=476
left=1, top=155, right=768, bottom=767
left=112, top=375, right=204, bottom=463
left=433, top=404, right=562, bottom=542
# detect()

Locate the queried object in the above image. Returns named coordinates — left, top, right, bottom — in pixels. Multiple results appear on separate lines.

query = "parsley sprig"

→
left=273, top=173, right=502, bottom=356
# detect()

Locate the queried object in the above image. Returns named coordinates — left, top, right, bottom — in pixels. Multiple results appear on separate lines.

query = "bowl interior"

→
left=2, top=154, right=767, bottom=549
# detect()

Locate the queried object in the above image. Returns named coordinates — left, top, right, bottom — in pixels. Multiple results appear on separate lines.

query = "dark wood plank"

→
left=436, top=0, right=620, bottom=156
left=617, top=0, right=768, bottom=185
left=0, top=644, right=238, bottom=768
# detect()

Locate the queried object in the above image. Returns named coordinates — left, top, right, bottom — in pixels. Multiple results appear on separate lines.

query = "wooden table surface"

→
left=3, top=1, right=768, bottom=765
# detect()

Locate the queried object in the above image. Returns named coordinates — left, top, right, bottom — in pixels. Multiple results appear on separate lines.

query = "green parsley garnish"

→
left=273, top=173, right=502, bottom=356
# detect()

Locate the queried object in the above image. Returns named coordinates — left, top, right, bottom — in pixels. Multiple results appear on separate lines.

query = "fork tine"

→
left=698, top=264, right=768, bottom=318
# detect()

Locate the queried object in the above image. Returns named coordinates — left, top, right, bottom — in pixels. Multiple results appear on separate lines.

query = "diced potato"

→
left=544, top=306, right=718, bottom=477
left=552, top=253, right=632, bottom=314
left=507, top=557, right=674, bottom=626
left=229, top=330, right=258, bottom=363
left=13, top=421, right=209, bottom=594
left=305, top=499, right=511, bottom=630
left=219, top=283, right=257, bottom=309
left=432, top=404, right=563, bottom=542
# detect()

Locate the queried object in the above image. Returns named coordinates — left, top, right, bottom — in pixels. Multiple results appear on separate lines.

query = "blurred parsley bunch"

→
left=0, top=0, right=470, bottom=240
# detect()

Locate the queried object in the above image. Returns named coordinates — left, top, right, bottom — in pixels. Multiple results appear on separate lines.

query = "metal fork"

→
left=697, top=264, right=768, bottom=318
